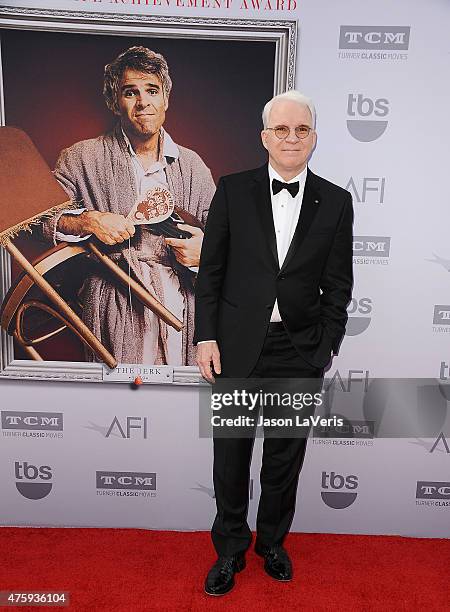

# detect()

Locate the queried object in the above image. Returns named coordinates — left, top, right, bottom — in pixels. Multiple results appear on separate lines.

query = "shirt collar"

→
left=121, top=126, right=180, bottom=161
left=268, top=163, right=308, bottom=188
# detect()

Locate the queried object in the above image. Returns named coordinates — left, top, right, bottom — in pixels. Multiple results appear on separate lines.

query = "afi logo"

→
left=321, top=472, right=358, bottom=509
left=430, top=433, right=450, bottom=454
left=325, top=369, right=370, bottom=393
left=346, top=177, right=385, bottom=204
left=106, top=416, right=148, bottom=439
left=347, top=94, right=389, bottom=142
left=191, top=479, right=254, bottom=500
left=427, top=253, right=450, bottom=273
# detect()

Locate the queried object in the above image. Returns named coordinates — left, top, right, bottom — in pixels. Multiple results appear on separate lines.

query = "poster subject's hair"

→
left=103, top=46, right=172, bottom=113
left=262, top=90, right=316, bottom=129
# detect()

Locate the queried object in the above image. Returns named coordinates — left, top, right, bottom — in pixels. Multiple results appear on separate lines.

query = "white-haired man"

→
left=195, top=91, right=353, bottom=595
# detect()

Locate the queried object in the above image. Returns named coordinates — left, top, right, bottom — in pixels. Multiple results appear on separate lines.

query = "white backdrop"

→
left=0, top=0, right=449, bottom=537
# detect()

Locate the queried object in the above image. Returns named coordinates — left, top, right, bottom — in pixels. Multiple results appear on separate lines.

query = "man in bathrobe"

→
left=42, top=46, right=215, bottom=365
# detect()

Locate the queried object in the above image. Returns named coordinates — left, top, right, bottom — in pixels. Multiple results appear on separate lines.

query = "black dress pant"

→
left=211, top=324, right=324, bottom=556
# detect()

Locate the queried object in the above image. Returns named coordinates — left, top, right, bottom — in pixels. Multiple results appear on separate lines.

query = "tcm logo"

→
left=433, top=306, right=450, bottom=325
left=321, top=472, right=358, bottom=508
left=416, top=481, right=450, bottom=500
left=346, top=177, right=385, bottom=204
left=105, top=416, right=148, bottom=439
left=96, top=471, right=156, bottom=491
left=314, top=419, right=374, bottom=439
left=353, top=236, right=390, bottom=257
left=2, top=411, right=63, bottom=431
left=339, top=26, right=410, bottom=50
left=347, top=94, right=389, bottom=142
left=346, top=297, right=372, bottom=336
left=15, top=461, right=53, bottom=500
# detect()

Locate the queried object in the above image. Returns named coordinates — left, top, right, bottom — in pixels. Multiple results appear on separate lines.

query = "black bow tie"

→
left=271, top=178, right=300, bottom=198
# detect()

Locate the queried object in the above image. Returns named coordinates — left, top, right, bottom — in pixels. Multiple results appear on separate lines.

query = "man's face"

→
left=117, top=68, right=168, bottom=139
left=261, top=100, right=316, bottom=179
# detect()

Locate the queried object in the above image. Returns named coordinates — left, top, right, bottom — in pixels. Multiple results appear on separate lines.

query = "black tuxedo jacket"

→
left=194, top=164, right=353, bottom=377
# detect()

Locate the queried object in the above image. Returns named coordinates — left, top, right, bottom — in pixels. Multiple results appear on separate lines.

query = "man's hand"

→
left=165, top=224, right=203, bottom=267
left=57, top=211, right=135, bottom=245
left=196, top=341, right=221, bottom=383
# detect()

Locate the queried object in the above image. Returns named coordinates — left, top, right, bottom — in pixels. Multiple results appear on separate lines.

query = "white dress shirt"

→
left=268, top=163, right=308, bottom=322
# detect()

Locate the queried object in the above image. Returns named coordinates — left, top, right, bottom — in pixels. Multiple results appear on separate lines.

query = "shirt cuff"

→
left=55, top=208, right=92, bottom=243
left=197, top=340, right=217, bottom=344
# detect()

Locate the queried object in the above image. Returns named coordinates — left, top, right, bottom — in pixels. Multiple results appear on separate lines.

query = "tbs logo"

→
left=321, top=471, right=358, bottom=509
left=347, top=94, right=389, bottom=142
left=346, top=298, right=373, bottom=336
left=15, top=461, right=53, bottom=500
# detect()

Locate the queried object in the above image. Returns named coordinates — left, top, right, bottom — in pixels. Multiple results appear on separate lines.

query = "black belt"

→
left=268, top=321, right=286, bottom=333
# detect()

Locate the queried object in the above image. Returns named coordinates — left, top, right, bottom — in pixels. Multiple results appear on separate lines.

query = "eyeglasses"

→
left=266, top=125, right=313, bottom=140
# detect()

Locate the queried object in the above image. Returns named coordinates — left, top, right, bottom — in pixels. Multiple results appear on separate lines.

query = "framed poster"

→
left=0, top=6, right=296, bottom=384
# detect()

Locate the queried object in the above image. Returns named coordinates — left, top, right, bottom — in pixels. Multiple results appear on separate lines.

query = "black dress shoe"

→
left=204, top=553, right=246, bottom=596
left=254, top=544, right=293, bottom=581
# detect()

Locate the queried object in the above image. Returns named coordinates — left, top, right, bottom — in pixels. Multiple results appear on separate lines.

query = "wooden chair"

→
left=0, top=127, right=182, bottom=368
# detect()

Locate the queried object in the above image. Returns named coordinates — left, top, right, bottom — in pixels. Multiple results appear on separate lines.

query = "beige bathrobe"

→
left=42, top=124, right=215, bottom=365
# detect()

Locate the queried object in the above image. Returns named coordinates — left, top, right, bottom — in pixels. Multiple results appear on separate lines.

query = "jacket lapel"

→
left=252, top=164, right=279, bottom=268
left=280, top=170, right=321, bottom=272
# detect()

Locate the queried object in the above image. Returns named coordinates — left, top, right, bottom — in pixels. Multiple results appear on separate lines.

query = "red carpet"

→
left=1, top=528, right=449, bottom=611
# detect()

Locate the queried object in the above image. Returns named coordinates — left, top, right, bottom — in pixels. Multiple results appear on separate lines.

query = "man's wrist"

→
left=57, top=210, right=95, bottom=236
left=79, top=210, right=101, bottom=235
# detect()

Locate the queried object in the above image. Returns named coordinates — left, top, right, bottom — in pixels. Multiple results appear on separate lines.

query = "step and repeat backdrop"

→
left=0, top=0, right=449, bottom=537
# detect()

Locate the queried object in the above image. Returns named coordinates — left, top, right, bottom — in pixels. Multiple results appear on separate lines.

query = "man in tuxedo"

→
left=194, top=90, right=353, bottom=595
